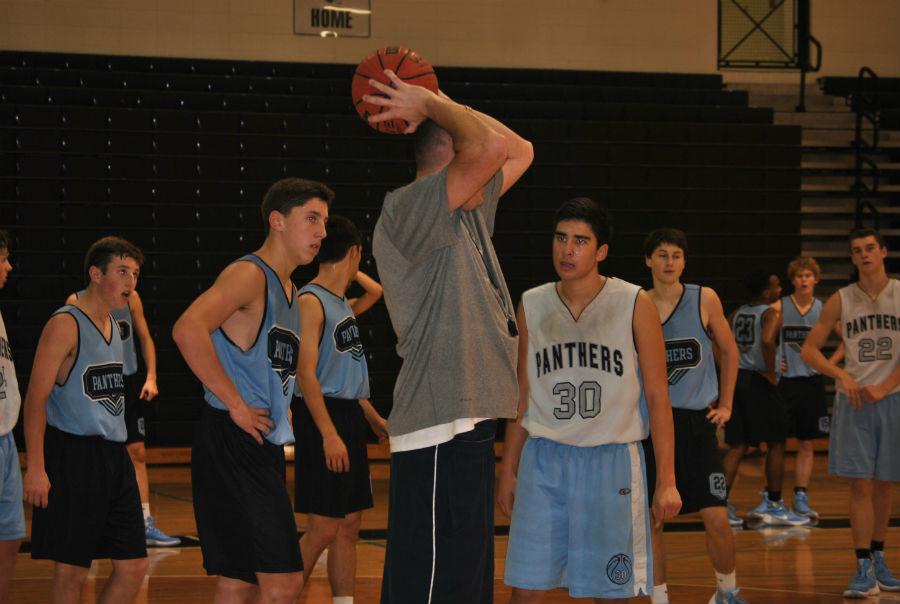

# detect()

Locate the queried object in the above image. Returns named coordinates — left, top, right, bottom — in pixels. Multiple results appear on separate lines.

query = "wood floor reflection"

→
left=10, top=452, right=900, bottom=603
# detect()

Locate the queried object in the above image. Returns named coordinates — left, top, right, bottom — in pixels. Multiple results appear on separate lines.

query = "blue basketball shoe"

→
left=844, top=558, right=880, bottom=598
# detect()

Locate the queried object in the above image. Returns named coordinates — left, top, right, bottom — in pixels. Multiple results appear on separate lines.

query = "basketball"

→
left=352, top=46, right=439, bottom=134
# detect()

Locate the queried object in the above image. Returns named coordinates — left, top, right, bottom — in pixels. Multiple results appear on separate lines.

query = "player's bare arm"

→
left=358, top=399, right=388, bottom=442
left=800, top=292, right=865, bottom=408
left=364, top=71, right=508, bottom=211
left=464, top=104, right=534, bottom=197
left=702, top=287, right=738, bottom=426
left=172, top=261, right=274, bottom=443
left=633, top=291, right=682, bottom=526
left=297, top=294, right=350, bottom=473
left=497, top=302, right=531, bottom=519
left=22, top=314, right=78, bottom=509
left=129, top=290, right=158, bottom=401
left=348, top=271, right=383, bottom=317
left=760, top=307, right=781, bottom=384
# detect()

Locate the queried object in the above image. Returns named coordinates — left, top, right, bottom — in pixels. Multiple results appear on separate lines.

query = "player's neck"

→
left=792, top=291, right=814, bottom=307
left=312, top=264, right=350, bottom=298
left=74, top=288, right=113, bottom=327
left=858, top=268, right=890, bottom=297
left=558, top=273, right=606, bottom=307
left=254, top=241, right=298, bottom=284
left=650, top=279, right=683, bottom=304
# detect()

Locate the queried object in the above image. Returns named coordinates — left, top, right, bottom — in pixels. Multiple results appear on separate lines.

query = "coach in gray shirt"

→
left=365, top=73, right=533, bottom=604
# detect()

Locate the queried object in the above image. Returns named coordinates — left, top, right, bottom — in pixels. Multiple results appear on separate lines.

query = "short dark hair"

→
left=83, top=236, right=144, bottom=284
left=261, top=178, right=334, bottom=234
left=849, top=228, right=886, bottom=249
left=643, top=228, right=688, bottom=258
left=0, top=229, right=10, bottom=253
left=413, top=120, right=452, bottom=172
left=743, top=269, right=775, bottom=297
left=317, top=215, right=362, bottom=264
left=553, top=197, right=611, bottom=246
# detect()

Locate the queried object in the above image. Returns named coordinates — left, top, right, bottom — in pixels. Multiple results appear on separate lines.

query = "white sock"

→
left=716, top=570, right=736, bottom=592
left=651, top=583, right=669, bottom=603
left=142, top=502, right=151, bottom=522
left=333, top=598, right=353, bottom=604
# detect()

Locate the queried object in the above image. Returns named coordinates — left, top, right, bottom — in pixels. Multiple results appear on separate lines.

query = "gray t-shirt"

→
left=373, top=167, right=518, bottom=439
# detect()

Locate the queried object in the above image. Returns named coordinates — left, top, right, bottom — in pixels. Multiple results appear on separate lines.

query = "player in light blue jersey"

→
left=642, top=228, right=745, bottom=604
left=769, top=256, right=843, bottom=519
left=499, top=198, right=681, bottom=603
left=293, top=215, right=387, bottom=604
left=173, top=178, right=331, bottom=604
left=725, top=271, right=810, bottom=528
left=23, top=237, right=148, bottom=604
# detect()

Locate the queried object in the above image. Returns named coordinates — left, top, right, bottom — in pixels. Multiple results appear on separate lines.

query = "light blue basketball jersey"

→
left=661, top=284, right=719, bottom=410
left=779, top=296, right=821, bottom=378
left=731, top=303, right=769, bottom=372
left=78, top=289, right=137, bottom=376
left=46, top=306, right=126, bottom=441
left=204, top=255, right=301, bottom=445
left=296, top=283, right=370, bottom=400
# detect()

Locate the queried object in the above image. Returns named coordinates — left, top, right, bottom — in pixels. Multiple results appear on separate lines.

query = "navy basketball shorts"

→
left=192, top=405, right=301, bottom=584
left=292, top=395, right=373, bottom=517
left=644, top=407, right=727, bottom=515
left=778, top=375, right=829, bottom=440
left=30, top=425, right=146, bottom=567
left=725, top=369, right=787, bottom=447
left=380, top=420, right=496, bottom=604
left=123, top=373, right=145, bottom=445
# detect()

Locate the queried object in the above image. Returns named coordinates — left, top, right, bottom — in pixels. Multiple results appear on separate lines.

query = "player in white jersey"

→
left=0, top=230, right=23, bottom=604
left=801, top=229, right=900, bottom=598
left=642, top=228, right=745, bottom=604
left=498, top=198, right=681, bottom=603
left=769, top=256, right=843, bottom=519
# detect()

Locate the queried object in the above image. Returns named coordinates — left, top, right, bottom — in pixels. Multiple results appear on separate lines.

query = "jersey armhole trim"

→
left=219, top=259, right=269, bottom=353
left=54, top=310, right=80, bottom=387
left=299, top=291, right=327, bottom=347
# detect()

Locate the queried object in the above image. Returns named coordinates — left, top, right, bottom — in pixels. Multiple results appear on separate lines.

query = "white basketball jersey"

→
left=839, top=279, right=900, bottom=395
left=0, top=308, right=21, bottom=436
left=522, top=278, right=646, bottom=447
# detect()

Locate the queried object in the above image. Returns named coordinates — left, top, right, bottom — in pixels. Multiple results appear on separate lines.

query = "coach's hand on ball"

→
left=229, top=401, right=274, bottom=445
left=323, top=433, right=350, bottom=473
left=651, top=485, right=682, bottom=528
left=23, top=467, right=51, bottom=508
left=364, top=70, right=434, bottom=134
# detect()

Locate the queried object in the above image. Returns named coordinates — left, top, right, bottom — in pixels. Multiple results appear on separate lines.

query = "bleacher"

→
left=0, top=51, right=801, bottom=446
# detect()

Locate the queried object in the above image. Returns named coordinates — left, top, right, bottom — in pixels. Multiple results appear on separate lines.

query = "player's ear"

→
left=644, top=255, right=652, bottom=269
left=88, top=264, right=104, bottom=284
left=596, top=243, right=609, bottom=263
left=268, top=209, right=285, bottom=233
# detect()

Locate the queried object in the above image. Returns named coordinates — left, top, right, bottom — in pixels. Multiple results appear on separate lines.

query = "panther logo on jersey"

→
left=268, top=326, right=300, bottom=396
left=116, top=319, right=132, bottom=342
left=82, top=362, right=125, bottom=416
left=333, top=316, right=364, bottom=361
left=782, top=325, right=810, bottom=353
left=665, top=338, right=701, bottom=385
left=606, top=553, right=632, bottom=585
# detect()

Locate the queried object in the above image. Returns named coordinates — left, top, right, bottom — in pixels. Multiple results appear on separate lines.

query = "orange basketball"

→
left=352, top=47, right=439, bottom=134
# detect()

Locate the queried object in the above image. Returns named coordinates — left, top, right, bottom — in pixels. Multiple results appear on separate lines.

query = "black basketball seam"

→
left=353, top=71, right=375, bottom=80
left=375, top=51, right=385, bottom=71
left=399, top=70, right=436, bottom=81
left=394, top=49, right=409, bottom=74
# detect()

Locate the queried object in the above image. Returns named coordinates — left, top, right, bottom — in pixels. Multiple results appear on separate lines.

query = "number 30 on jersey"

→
left=553, top=381, right=602, bottom=420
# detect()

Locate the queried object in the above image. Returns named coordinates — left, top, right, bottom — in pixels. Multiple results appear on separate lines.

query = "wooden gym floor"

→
left=9, top=451, right=900, bottom=603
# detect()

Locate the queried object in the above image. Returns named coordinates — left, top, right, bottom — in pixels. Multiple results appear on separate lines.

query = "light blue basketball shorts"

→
left=0, top=431, right=25, bottom=541
left=504, top=437, right=652, bottom=599
left=829, top=392, right=900, bottom=481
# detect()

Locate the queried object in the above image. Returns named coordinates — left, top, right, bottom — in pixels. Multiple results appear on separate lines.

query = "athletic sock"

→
left=794, top=486, right=807, bottom=494
left=871, top=540, right=885, bottom=553
left=716, top=570, right=737, bottom=592
left=142, top=502, right=151, bottom=522
left=333, top=598, right=353, bottom=604
left=856, top=548, right=872, bottom=561
left=767, top=490, right=781, bottom=503
left=650, top=583, right=668, bottom=603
